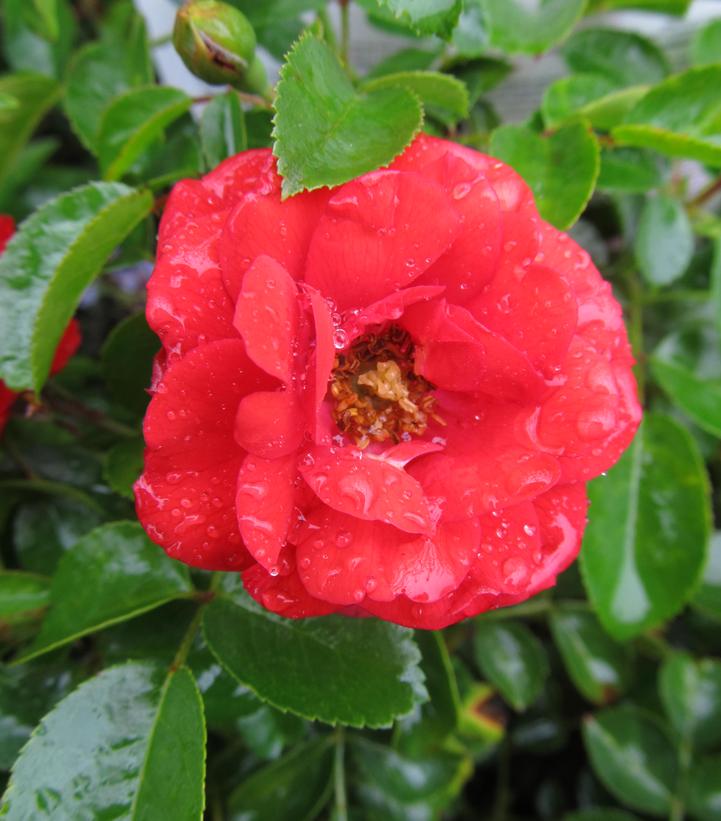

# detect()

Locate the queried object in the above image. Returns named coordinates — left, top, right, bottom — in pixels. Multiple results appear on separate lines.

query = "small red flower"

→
left=0, top=216, right=81, bottom=434
left=135, top=136, right=641, bottom=629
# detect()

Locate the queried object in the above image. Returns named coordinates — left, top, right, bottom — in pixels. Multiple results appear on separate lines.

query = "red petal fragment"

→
left=234, top=390, right=304, bottom=459
left=220, top=187, right=330, bottom=300
left=380, top=440, right=445, bottom=468
left=50, top=319, right=81, bottom=375
left=236, top=453, right=298, bottom=571
left=201, top=148, right=280, bottom=205
left=0, top=215, right=15, bottom=252
left=307, top=285, right=336, bottom=444
left=468, top=263, right=577, bottom=379
left=343, top=285, right=445, bottom=342
left=305, top=170, right=461, bottom=310
left=299, top=446, right=435, bottom=535
left=0, top=384, right=16, bottom=435
left=243, top=556, right=340, bottom=618
left=233, top=255, right=299, bottom=384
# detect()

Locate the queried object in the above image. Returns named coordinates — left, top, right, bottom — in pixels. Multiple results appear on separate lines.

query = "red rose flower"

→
left=135, top=135, right=641, bottom=629
left=0, top=216, right=81, bottom=434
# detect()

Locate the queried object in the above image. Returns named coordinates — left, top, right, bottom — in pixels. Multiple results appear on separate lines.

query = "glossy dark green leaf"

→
left=200, top=91, right=248, bottom=171
left=97, top=86, right=192, bottom=181
left=634, top=194, right=693, bottom=286
left=692, top=19, right=721, bottom=67
left=693, top=531, right=721, bottom=620
left=374, top=0, right=462, bottom=37
left=597, top=147, right=665, bottom=193
left=363, top=70, right=469, bottom=125
left=0, top=662, right=206, bottom=820
left=651, top=326, right=721, bottom=438
left=613, top=66, right=721, bottom=167
left=0, top=573, right=49, bottom=627
left=103, top=438, right=144, bottom=500
left=489, top=122, right=599, bottom=229
left=64, top=13, right=153, bottom=151
left=582, top=705, right=676, bottom=815
left=0, top=181, right=153, bottom=391
left=202, top=591, right=426, bottom=727
left=480, top=0, right=586, bottom=54
left=273, top=33, right=422, bottom=197
left=101, top=312, right=158, bottom=416
left=581, top=414, right=710, bottom=640
left=227, top=738, right=333, bottom=821
left=550, top=606, right=632, bottom=705
left=17, top=522, right=192, bottom=663
left=473, top=621, right=548, bottom=711
left=659, top=653, right=721, bottom=750
left=687, top=753, right=721, bottom=821
left=562, top=28, right=668, bottom=88
left=351, top=737, right=471, bottom=821
left=0, top=73, right=60, bottom=188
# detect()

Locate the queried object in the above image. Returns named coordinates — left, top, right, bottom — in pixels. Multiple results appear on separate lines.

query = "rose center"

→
left=329, top=325, right=442, bottom=448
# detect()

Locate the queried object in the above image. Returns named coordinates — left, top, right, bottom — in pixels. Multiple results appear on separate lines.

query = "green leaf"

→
left=651, top=325, right=721, bottom=438
left=373, top=0, right=462, bottom=37
left=273, top=33, right=423, bottom=198
left=713, top=239, right=721, bottom=339
left=597, top=147, right=665, bottom=193
left=97, top=86, right=192, bottom=181
left=0, top=662, right=206, bottom=820
left=489, top=122, right=599, bottom=230
left=550, top=606, right=633, bottom=705
left=16, top=522, right=192, bottom=663
left=473, top=621, right=548, bottom=711
left=541, top=74, right=617, bottom=129
left=0, top=573, right=50, bottom=627
left=578, top=85, right=648, bottom=131
left=613, top=66, right=721, bottom=167
left=586, top=0, right=689, bottom=11
left=0, top=181, right=153, bottom=391
left=480, top=0, right=586, bottom=55
left=227, top=738, right=333, bottom=821
left=563, top=811, right=640, bottom=821
left=200, top=91, right=248, bottom=171
left=0, top=137, right=58, bottom=214
left=693, top=531, right=721, bottom=620
left=447, top=56, right=512, bottom=106
left=692, top=19, right=721, bottom=67
left=64, top=13, right=153, bottom=151
left=366, top=48, right=440, bottom=80
left=634, top=194, right=693, bottom=286
left=561, top=28, right=669, bottom=88
left=362, top=70, right=469, bottom=126
left=351, top=737, right=471, bottom=820
left=659, top=653, right=721, bottom=750
left=101, top=312, right=158, bottom=416
left=687, top=753, right=721, bottom=821
left=202, top=590, right=426, bottom=727
left=104, top=438, right=144, bottom=500
left=0, top=73, right=60, bottom=189
left=2, top=0, right=75, bottom=78
left=582, top=705, right=676, bottom=815
left=581, top=414, right=710, bottom=640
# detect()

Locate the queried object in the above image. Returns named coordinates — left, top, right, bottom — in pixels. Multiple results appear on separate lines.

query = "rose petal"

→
left=307, top=285, right=336, bottom=443
left=234, top=390, right=305, bottom=459
left=201, top=148, right=280, bottom=204
left=342, top=285, right=445, bottom=342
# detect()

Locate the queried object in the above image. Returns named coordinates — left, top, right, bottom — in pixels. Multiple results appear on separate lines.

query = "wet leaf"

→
left=200, top=91, right=247, bottom=171
left=481, top=0, right=586, bottom=54
left=659, top=653, right=721, bottom=750
left=635, top=194, right=693, bottom=286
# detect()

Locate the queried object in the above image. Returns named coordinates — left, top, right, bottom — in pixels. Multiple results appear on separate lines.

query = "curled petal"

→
left=234, top=390, right=304, bottom=459
left=307, top=285, right=336, bottom=443
left=343, top=285, right=445, bottom=342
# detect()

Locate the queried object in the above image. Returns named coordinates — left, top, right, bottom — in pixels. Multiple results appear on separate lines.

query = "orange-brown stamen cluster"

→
left=330, top=325, right=443, bottom=448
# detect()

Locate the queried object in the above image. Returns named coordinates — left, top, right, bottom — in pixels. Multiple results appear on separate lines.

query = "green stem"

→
left=339, top=0, right=351, bottom=68
left=171, top=573, right=220, bottom=671
left=491, top=737, right=511, bottom=821
left=670, top=738, right=693, bottom=821
left=43, top=384, right=139, bottom=438
left=687, top=174, right=721, bottom=209
left=334, top=728, right=349, bottom=821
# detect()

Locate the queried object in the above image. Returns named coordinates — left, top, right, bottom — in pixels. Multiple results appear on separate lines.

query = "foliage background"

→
left=1, top=0, right=721, bottom=818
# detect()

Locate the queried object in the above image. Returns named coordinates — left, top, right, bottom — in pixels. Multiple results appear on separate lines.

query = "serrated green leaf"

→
left=0, top=573, right=50, bottom=627
left=583, top=706, right=676, bottom=815
left=0, top=662, right=206, bottom=820
left=586, top=0, right=690, bottom=12
left=635, top=194, right=693, bottom=286
left=651, top=325, right=721, bottom=438
left=16, top=522, right=192, bottom=663
left=227, top=738, right=333, bottom=821
left=374, top=0, right=462, bottom=37
left=579, top=84, right=648, bottom=131
left=101, top=312, right=158, bottom=416
left=693, top=531, right=721, bottom=620
left=550, top=606, right=632, bottom=705
left=202, top=590, right=426, bottom=727
left=366, top=48, right=440, bottom=80
left=581, top=414, right=710, bottom=640
left=489, top=121, right=599, bottom=229
left=362, top=70, right=469, bottom=125
left=687, top=753, right=721, bottom=821
left=692, top=19, right=721, bottom=67
left=97, top=86, right=192, bottom=181
left=0, top=181, right=153, bottom=391
left=613, top=65, right=721, bottom=167
left=473, top=621, right=548, bottom=711
left=200, top=91, right=248, bottom=171
left=104, top=438, right=144, bottom=500
left=541, top=74, right=617, bottom=129
left=597, top=147, right=665, bottom=193
left=480, top=0, right=586, bottom=55
left=273, top=33, right=423, bottom=198
left=562, top=28, right=668, bottom=88
left=0, top=73, right=60, bottom=189
left=659, top=653, right=721, bottom=750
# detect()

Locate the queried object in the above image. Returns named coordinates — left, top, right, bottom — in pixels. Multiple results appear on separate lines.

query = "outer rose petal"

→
left=135, top=340, right=273, bottom=570
left=296, top=508, right=477, bottom=606
left=243, top=556, right=340, bottom=618
left=305, top=170, right=461, bottom=310
left=234, top=390, right=304, bottom=459
left=342, top=285, right=445, bottom=343
left=201, top=148, right=280, bottom=204
left=300, top=447, right=435, bottom=535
